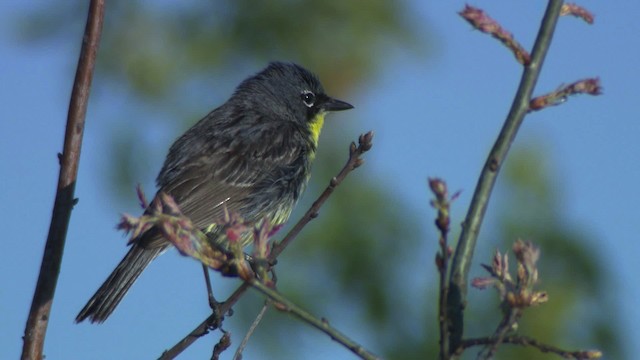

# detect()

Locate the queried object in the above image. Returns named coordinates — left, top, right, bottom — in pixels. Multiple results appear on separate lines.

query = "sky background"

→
left=2, top=1, right=638, bottom=359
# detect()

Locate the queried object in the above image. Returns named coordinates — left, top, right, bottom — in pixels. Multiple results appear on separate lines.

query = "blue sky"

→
left=2, top=1, right=638, bottom=359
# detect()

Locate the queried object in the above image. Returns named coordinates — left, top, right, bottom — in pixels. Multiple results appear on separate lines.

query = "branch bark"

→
left=21, top=1, right=104, bottom=359
left=160, top=132, right=373, bottom=359
left=447, top=0, right=565, bottom=354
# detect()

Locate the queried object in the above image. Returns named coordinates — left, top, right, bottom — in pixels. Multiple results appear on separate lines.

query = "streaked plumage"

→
left=76, top=62, right=352, bottom=323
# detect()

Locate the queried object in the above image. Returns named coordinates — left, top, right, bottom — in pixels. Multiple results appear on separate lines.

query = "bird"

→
left=76, top=62, right=353, bottom=323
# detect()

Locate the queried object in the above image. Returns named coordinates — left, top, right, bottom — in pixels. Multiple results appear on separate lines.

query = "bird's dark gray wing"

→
left=139, top=115, right=308, bottom=249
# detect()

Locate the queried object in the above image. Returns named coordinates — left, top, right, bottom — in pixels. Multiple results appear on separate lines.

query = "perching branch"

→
left=460, top=336, right=602, bottom=359
left=447, top=0, right=565, bottom=354
left=21, top=2, right=104, bottom=359
left=159, top=131, right=374, bottom=359
left=249, top=279, right=381, bottom=360
left=158, top=283, right=251, bottom=360
left=269, top=131, right=374, bottom=260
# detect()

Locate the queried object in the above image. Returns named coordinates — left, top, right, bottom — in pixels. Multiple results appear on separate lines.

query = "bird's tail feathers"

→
left=75, top=244, right=165, bottom=323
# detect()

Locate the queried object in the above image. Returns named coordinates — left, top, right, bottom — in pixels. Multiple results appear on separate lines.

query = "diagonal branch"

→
left=269, top=131, right=374, bottom=260
left=21, top=2, right=104, bottom=359
left=461, top=335, right=602, bottom=359
left=159, top=131, right=374, bottom=359
left=447, top=0, right=565, bottom=354
left=249, top=279, right=381, bottom=360
left=159, top=283, right=251, bottom=360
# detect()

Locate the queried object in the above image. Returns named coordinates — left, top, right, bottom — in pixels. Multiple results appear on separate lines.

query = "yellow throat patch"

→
left=309, top=112, right=326, bottom=148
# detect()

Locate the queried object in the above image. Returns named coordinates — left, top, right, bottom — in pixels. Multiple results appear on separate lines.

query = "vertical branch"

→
left=447, top=0, right=564, bottom=354
left=429, top=178, right=455, bottom=359
left=21, top=1, right=104, bottom=359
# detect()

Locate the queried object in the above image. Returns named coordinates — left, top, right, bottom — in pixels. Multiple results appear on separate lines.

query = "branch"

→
left=447, top=0, right=565, bottom=353
left=211, top=332, right=232, bottom=360
left=461, top=336, right=602, bottom=359
left=21, top=2, right=104, bottom=359
left=249, top=279, right=381, bottom=360
left=159, top=283, right=251, bottom=360
left=269, top=131, right=374, bottom=260
left=233, top=301, right=269, bottom=360
left=478, top=308, right=522, bottom=360
left=428, top=178, right=458, bottom=360
left=159, top=132, right=374, bottom=359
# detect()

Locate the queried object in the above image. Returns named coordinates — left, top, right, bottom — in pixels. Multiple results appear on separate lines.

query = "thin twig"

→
left=159, top=283, right=250, bottom=360
left=211, top=332, right=232, bottom=360
left=21, top=2, right=104, bottom=359
left=461, top=335, right=602, bottom=359
left=233, top=301, right=269, bottom=360
left=447, top=0, right=564, bottom=353
left=269, top=131, right=374, bottom=260
left=478, top=308, right=521, bottom=360
left=249, top=279, right=381, bottom=360
left=429, top=179, right=456, bottom=360
left=202, top=265, right=218, bottom=308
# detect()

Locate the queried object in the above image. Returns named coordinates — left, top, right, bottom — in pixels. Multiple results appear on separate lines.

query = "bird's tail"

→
left=76, top=244, right=165, bottom=323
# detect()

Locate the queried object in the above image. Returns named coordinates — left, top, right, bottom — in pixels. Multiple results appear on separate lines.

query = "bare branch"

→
left=269, top=131, right=374, bottom=260
left=159, top=283, right=250, bottom=360
left=249, top=279, right=381, bottom=360
left=233, top=302, right=269, bottom=360
left=21, top=1, right=104, bottom=359
left=159, top=132, right=374, bottom=359
left=461, top=336, right=602, bottom=359
left=448, top=0, right=565, bottom=354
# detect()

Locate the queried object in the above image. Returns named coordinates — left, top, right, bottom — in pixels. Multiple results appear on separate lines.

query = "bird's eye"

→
left=301, top=90, right=316, bottom=108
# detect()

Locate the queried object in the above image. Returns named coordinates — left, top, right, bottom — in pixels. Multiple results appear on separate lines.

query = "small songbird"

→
left=76, top=62, right=353, bottom=323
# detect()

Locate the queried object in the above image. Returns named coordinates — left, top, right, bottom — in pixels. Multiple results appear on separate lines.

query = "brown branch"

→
left=159, top=283, right=251, bottom=360
left=269, top=131, right=374, bottom=260
left=529, top=78, right=602, bottom=111
left=233, top=301, right=269, bottom=360
left=21, top=1, right=104, bottom=359
left=460, top=335, right=602, bottom=359
left=249, top=279, right=381, bottom=360
left=211, top=332, right=232, bottom=360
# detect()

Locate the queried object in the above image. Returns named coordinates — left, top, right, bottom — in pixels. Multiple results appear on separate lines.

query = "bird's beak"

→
left=323, top=96, right=354, bottom=112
